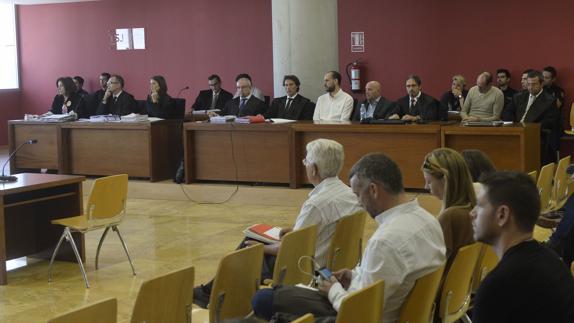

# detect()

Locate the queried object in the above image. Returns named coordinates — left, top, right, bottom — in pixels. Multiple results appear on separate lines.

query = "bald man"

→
left=219, top=77, right=267, bottom=116
left=461, top=72, right=504, bottom=121
left=352, top=81, right=400, bottom=121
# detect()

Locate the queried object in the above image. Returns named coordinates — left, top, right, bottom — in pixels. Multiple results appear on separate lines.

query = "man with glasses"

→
left=218, top=76, right=267, bottom=116
left=96, top=74, right=137, bottom=116
left=191, top=74, right=233, bottom=111
left=265, top=75, right=315, bottom=120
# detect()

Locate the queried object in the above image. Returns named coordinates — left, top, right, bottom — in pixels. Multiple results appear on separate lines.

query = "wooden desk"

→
left=0, top=173, right=84, bottom=284
left=7, top=120, right=182, bottom=182
left=441, top=123, right=540, bottom=172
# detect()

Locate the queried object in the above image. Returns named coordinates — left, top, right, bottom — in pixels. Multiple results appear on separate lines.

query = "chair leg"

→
left=48, top=230, right=67, bottom=282
left=112, top=226, right=136, bottom=276
left=461, top=314, right=472, bottom=323
left=95, top=226, right=111, bottom=270
left=65, top=228, right=90, bottom=288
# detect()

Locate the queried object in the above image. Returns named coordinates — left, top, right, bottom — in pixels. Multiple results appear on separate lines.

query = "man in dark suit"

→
left=352, top=81, right=399, bottom=121
left=265, top=75, right=315, bottom=120
left=397, top=75, right=440, bottom=121
left=96, top=74, right=137, bottom=116
left=511, top=70, right=560, bottom=164
left=219, top=76, right=267, bottom=116
left=191, top=74, right=233, bottom=111
left=89, top=72, right=110, bottom=115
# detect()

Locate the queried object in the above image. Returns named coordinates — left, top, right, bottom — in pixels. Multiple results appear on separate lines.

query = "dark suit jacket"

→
left=351, top=97, right=399, bottom=121
left=146, top=94, right=177, bottom=119
left=50, top=92, right=90, bottom=118
left=264, top=94, right=315, bottom=120
left=511, top=90, right=559, bottom=131
left=221, top=96, right=267, bottom=117
left=191, top=89, right=233, bottom=111
left=96, top=91, right=137, bottom=116
left=397, top=93, right=440, bottom=121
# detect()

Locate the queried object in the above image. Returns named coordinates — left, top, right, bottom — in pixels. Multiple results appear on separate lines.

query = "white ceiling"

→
left=1, top=0, right=98, bottom=4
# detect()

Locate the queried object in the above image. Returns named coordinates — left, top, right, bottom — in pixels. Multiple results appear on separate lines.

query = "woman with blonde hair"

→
left=422, top=147, right=476, bottom=270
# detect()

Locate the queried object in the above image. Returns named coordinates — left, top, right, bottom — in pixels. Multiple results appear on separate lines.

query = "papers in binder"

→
left=269, top=118, right=297, bottom=124
left=120, top=113, right=148, bottom=122
left=243, top=224, right=282, bottom=244
left=192, top=109, right=221, bottom=115
left=38, top=112, right=77, bottom=122
left=210, top=115, right=235, bottom=123
left=235, top=115, right=265, bottom=124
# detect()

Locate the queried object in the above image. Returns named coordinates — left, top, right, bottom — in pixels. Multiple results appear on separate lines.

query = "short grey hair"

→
left=349, top=153, right=404, bottom=194
left=305, top=139, right=344, bottom=179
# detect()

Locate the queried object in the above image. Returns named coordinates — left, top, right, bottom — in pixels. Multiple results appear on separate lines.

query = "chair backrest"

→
left=292, top=313, right=315, bottom=323
left=86, top=174, right=128, bottom=221
left=172, top=98, right=186, bottom=119
left=471, top=243, right=499, bottom=292
left=439, top=243, right=481, bottom=323
left=417, top=195, right=443, bottom=217
left=398, top=265, right=445, bottom=323
left=48, top=298, right=117, bottom=323
left=130, top=266, right=194, bottom=323
left=571, top=261, right=574, bottom=277
left=326, top=211, right=367, bottom=271
left=209, top=244, right=264, bottom=323
left=528, top=170, right=538, bottom=182
left=552, top=156, right=571, bottom=207
left=272, top=225, right=318, bottom=286
left=336, top=280, right=385, bottom=323
left=537, top=163, right=556, bottom=213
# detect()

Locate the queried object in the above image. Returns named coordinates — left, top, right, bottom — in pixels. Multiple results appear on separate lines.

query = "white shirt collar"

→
left=374, top=199, right=419, bottom=225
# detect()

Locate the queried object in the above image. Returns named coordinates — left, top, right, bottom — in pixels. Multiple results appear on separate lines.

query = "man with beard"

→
left=313, top=71, right=354, bottom=121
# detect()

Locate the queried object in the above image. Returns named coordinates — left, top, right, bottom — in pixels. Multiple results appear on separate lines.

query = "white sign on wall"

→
left=113, top=28, right=146, bottom=50
left=351, top=32, right=364, bottom=52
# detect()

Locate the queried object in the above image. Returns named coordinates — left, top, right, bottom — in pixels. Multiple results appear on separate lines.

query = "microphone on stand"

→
left=1, top=139, right=38, bottom=182
left=176, top=86, right=190, bottom=98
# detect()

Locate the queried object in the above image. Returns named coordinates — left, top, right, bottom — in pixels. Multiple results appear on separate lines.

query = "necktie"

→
left=239, top=97, right=247, bottom=115
left=285, top=98, right=293, bottom=114
left=211, top=92, right=218, bottom=109
left=410, top=98, right=416, bottom=114
left=113, top=96, right=118, bottom=103
left=521, top=94, right=536, bottom=122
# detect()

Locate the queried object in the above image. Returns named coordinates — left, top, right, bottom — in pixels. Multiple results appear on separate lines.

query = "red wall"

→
left=0, top=91, right=22, bottom=145
left=338, top=0, right=574, bottom=125
left=17, top=0, right=273, bottom=115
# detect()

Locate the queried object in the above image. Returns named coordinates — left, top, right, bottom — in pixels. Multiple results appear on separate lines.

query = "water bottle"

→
left=360, top=103, right=366, bottom=121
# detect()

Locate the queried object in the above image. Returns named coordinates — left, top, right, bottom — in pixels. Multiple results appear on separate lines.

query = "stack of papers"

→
left=235, top=115, right=265, bottom=124
left=192, top=109, right=221, bottom=115
left=89, top=115, right=121, bottom=122
left=39, top=112, right=77, bottom=122
left=210, top=115, right=235, bottom=123
left=121, top=113, right=148, bottom=122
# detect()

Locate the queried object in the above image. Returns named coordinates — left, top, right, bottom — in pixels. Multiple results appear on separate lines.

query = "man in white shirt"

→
left=252, top=153, right=446, bottom=323
left=313, top=71, right=354, bottom=121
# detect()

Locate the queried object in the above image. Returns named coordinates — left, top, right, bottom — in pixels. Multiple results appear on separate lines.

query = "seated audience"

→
left=461, top=149, right=496, bottom=183
left=313, top=71, right=354, bottom=121
left=252, top=153, right=446, bottom=322
left=397, top=75, right=440, bottom=121
left=352, top=81, right=399, bottom=121
left=191, top=74, right=233, bottom=111
left=146, top=75, right=176, bottom=119
left=520, top=69, right=533, bottom=92
left=91, top=72, right=111, bottom=115
left=193, top=139, right=362, bottom=308
left=439, top=75, right=468, bottom=120
left=542, top=65, right=565, bottom=109
left=96, top=74, right=137, bottom=116
left=422, top=148, right=476, bottom=271
left=219, top=76, right=267, bottom=116
left=510, top=70, right=560, bottom=164
left=233, top=73, right=265, bottom=102
left=497, top=69, right=517, bottom=121
left=73, top=76, right=89, bottom=99
left=471, top=171, right=574, bottom=323
left=265, top=75, right=315, bottom=120
left=50, top=76, right=88, bottom=118
left=461, top=72, right=504, bottom=121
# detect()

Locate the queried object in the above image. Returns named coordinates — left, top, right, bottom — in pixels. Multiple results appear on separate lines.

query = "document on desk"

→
left=269, top=118, right=296, bottom=124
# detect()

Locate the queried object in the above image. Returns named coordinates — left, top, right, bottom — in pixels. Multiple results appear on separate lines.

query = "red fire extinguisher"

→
left=346, top=60, right=361, bottom=92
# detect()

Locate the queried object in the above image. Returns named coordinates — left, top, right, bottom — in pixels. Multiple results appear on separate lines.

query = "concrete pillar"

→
left=271, top=0, right=338, bottom=102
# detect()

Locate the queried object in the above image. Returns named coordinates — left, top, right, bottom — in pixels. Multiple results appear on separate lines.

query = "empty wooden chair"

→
left=292, top=313, right=314, bottom=323
left=438, top=243, right=481, bottom=323
left=326, top=210, right=367, bottom=271
left=528, top=170, right=538, bottom=182
left=48, top=174, right=135, bottom=288
left=336, top=280, right=385, bottom=323
left=417, top=194, right=443, bottom=217
left=398, top=265, right=445, bottom=323
left=537, top=163, right=556, bottom=214
left=48, top=298, right=117, bottom=323
left=131, top=266, right=194, bottom=323
left=192, top=244, right=263, bottom=323
left=549, top=156, right=571, bottom=212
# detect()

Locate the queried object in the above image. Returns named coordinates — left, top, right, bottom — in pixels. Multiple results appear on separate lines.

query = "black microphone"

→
left=1, top=139, right=38, bottom=182
left=176, top=86, right=190, bottom=98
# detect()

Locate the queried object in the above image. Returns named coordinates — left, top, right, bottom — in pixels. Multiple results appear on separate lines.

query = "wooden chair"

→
left=266, top=225, right=318, bottom=286
left=471, top=243, right=499, bottom=293
left=533, top=225, right=553, bottom=242
left=398, top=265, right=445, bottom=323
left=528, top=170, right=538, bottom=182
left=537, top=163, right=556, bottom=214
left=48, top=298, right=117, bottom=323
left=549, top=156, right=571, bottom=212
left=292, top=313, right=314, bottom=323
left=336, top=280, right=385, bottom=323
left=131, top=266, right=194, bottom=323
left=571, top=261, right=574, bottom=277
left=438, top=243, right=481, bottom=323
left=48, top=174, right=135, bottom=288
left=192, top=244, right=263, bottom=323
left=417, top=194, right=443, bottom=217
left=326, top=211, right=367, bottom=271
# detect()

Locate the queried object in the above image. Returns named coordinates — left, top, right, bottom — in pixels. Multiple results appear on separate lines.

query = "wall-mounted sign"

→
left=110, top=28, right=146, bottom=50
left=351, top=32, right=364, bottom=53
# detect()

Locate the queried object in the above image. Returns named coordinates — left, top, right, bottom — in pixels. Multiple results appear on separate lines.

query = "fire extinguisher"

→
left=346, top=60, right=361, bottom=92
